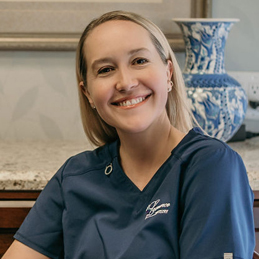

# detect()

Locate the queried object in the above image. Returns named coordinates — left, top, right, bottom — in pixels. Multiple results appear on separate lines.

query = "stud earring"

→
left=167, top=80, right=174, bottom=92
left=90, top=102, right=96, bottom=109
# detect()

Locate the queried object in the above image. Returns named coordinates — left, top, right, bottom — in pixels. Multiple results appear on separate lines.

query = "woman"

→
left=3, top=10, right=255, bottom=259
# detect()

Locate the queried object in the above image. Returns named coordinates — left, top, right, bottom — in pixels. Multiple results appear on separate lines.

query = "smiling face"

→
left=82, top=20, right=173, bottom=137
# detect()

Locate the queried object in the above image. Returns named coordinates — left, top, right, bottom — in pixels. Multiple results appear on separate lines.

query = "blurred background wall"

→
left=0, top=0, right=258, bottom=141
left=212, top=0, right=259, bottom=72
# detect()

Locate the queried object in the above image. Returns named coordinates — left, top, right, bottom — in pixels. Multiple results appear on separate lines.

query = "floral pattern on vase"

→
left=173, top=18, right=247, bottom=142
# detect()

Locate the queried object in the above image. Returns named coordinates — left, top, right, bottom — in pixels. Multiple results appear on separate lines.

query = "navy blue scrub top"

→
left=14, top=128, right=255, bottom=259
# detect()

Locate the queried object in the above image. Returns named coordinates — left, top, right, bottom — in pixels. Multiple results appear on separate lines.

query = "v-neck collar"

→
left=106, top=128, right=200, bottom=194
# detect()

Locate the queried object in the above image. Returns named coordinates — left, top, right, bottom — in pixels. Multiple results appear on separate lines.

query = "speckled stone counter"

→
left=0, top=140, right=93, bottom=190
left=0, top=137, right=259, bottom=190
left=228, top=137, right=259, bottom=190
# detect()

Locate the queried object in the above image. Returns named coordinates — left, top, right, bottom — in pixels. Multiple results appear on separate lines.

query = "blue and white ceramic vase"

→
left=173, top=18, right=247, bottom=141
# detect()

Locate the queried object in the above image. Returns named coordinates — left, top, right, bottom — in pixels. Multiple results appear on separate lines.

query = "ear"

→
left=166, top=60, right=173, bottom=82
left=79, top=81, right=95, bottom=108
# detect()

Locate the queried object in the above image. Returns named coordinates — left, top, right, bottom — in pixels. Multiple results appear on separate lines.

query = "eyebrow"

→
left=128, top=47, right=150, bottom=56
left=91, top=48, right=150, bottom=70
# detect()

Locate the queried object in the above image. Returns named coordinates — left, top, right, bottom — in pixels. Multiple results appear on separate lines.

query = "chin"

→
left=116, top=121, right=155, bottom=136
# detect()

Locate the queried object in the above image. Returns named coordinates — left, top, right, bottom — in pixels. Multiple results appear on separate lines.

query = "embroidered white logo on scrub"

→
left=145, top=199, right=170, bottom=220
left=224, top=253, right=233, bottom=259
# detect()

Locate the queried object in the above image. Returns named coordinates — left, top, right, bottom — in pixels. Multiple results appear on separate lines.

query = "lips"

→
left=112, top=94, right=151, bottom=107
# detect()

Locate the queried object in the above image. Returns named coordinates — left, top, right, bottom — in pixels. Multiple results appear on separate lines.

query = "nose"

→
left=115, top=67, right=138, bottom=92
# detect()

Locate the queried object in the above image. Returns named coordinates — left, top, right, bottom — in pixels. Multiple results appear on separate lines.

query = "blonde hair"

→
left=76, top=10, right=193, bottom=146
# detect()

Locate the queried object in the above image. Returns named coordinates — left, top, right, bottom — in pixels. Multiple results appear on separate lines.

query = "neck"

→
left=117, top=116, right=185, bottom=190
left=119, top=124, right=171, bottom=160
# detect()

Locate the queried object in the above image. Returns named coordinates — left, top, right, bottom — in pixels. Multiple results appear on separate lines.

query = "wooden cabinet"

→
left=254, top=191, right=259, bottom=257
left=1, top=190, right=259, bottom=257
left=0, top=191, right=40, bottom=257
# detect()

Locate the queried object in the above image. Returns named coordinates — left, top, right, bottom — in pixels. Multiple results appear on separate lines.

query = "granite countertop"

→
left=228, top=138, right=259, bottom=190
left=0, top=140, right=93, bottom=190
left=0, top=137, right=259, bottom=191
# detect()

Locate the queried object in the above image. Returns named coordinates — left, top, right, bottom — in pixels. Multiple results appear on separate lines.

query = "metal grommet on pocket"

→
left=104, top=163, right=113, bottom=176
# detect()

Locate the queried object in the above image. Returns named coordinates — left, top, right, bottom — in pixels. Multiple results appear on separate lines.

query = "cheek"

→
left=86, top=72, right=111, bottom=103
left=145, top=70, right=168, bottom=95
left=88, top=82, right=112, bottom=107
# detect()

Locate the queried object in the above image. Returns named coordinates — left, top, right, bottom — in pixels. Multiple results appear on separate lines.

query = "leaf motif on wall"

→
left=39, top=114, right=64, bottom=140
left=42, top=68, right=67, bottom=96
left=12, top=86, right=39, bottom=121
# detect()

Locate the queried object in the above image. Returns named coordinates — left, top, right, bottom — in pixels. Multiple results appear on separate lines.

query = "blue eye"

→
left=98, top=67, right=114, bottom=74
left=133, top=58, right=148, bottom=65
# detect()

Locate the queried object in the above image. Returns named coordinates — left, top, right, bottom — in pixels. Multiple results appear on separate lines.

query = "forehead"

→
left=87, top=19, right=150, bottom=42
left=84, top=20, right=155, bottom=60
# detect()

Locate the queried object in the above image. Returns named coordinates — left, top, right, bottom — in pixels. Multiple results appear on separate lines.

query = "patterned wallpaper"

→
left=0, top=51, right=86, bottom=141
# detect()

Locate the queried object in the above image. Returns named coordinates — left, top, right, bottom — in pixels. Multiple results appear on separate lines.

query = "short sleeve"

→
left=179, top=144, right=255, bottom=259
left=14, top=160, right=68, bottom=259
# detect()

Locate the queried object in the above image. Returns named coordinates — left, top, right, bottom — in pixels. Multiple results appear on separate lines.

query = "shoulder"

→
left=176, top=128, right=246, bottom=184
left=58, top=140, right=118, bottom=179
left=177, top=129, right=252, bottom=210
left=177, top=127, right=239, bottom=163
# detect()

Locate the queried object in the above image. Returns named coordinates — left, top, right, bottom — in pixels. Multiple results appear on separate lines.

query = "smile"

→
left=113, top=95, right=151, bottom=108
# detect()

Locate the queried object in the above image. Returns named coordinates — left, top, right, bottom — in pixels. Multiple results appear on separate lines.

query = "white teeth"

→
left=119, top=97, right=145, bottom=107
left=131, top=99, right=137, bottom=105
